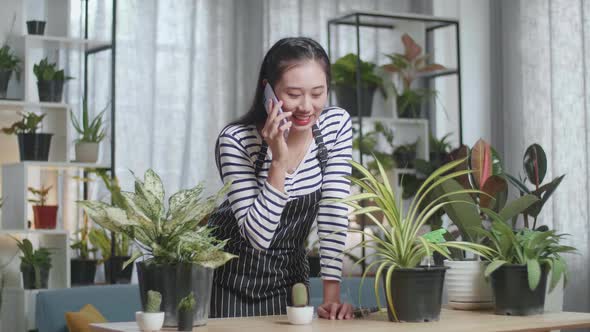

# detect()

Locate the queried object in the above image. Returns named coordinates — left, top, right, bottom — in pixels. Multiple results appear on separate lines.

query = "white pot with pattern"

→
left=444, top=259, right=494, bottom=310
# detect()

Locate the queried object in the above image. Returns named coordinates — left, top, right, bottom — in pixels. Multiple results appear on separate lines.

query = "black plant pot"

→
left=333, top=84, right=377, bottom=117
left=137, top=262, right=213, bottom=327
left=396, top=92, right=423, bottom=118
left=26, top=20, right=46, bottom=35
left=307, top=255, right=321, bottom=277
left=21, top=264, right=50, bottom=289
left=0, top=69, right=12, bottom=99
left=71, top=258, right=97, bottom=286
left=382, top=266, right=447, bottom=322
left=491, top=264, right=548, bottom=316
left=393, top=150, right=416, bottom=169
left=429, top=152, right=449, bottom=168
left=177, top=310, right=195, bottom=331
left=104, top=256, right=133, bottom=284
left=17, top=133, right=52, bottom=161
left=37, top=80, right=65, bottom=102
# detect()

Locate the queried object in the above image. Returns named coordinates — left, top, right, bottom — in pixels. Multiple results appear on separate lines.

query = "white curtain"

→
left=497, top=0, right=590, bottom=314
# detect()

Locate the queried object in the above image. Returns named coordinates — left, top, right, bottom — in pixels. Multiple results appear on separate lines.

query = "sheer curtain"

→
left=495, top=0, right=590, bottom=314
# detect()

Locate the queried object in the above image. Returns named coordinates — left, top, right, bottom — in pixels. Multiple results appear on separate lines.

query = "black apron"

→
left=209, top=124, right=328, bottom=318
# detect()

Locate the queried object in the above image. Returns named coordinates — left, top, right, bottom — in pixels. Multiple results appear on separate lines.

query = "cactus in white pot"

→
left=136, top=290, right=164, bottom=332
left=286, top=283, right=314, bottom=325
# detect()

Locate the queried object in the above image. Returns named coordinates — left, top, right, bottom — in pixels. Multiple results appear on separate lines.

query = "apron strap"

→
left=254, top=123, right=328, bottom=176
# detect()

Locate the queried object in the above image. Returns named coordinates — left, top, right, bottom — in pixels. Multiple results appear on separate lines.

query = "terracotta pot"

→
left=33, top=205, right=58, bottom=229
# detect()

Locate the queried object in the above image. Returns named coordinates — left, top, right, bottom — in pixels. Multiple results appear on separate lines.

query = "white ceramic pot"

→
left=286, top=306, right=314, bottom=325
left=75, top=142, right=99, bottom=163
left=135, top=311, right=165, bottom=332
left=444, top=260, right=494, bottom=310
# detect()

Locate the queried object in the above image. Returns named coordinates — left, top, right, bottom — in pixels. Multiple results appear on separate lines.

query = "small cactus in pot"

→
left=287, top=283, right=313, bottom=325
left=136, top=290, right=164, bottom=331
left=177, top=292, right=196, bottom=331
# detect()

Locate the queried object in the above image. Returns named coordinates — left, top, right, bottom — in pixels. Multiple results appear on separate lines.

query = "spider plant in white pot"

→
left=331, top=158, right=494, bottom=322
left=70, top=99, right=107, bottom=163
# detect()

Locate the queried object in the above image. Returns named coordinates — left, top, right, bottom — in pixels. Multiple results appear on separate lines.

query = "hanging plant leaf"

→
left=523, top=144, right=547, bottom=188
left=470, top=139, right=492, bottom=189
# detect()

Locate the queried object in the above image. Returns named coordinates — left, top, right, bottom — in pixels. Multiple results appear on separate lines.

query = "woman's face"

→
left=274, top=60, right=328, bottom=132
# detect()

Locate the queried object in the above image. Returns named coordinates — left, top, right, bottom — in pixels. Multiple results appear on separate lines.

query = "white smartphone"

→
left=263, top=83, right=289, bottom=139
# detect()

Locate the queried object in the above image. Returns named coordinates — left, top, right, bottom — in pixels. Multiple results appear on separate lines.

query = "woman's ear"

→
left=262, top=79, right=268, bottom=87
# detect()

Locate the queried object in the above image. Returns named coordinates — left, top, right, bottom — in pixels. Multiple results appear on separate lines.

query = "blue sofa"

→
left=35, top=278, right=382, bottom=332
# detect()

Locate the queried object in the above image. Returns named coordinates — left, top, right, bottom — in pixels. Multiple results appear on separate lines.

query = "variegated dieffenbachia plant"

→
left=77, top=169, right=235, bottom=269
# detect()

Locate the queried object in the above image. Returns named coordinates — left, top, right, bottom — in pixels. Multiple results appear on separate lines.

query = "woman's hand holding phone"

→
left=261, top=99, right=292, bottom=168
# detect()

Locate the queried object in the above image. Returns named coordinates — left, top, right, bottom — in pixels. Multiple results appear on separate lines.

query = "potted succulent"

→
left=332, top=53, right=385, bottom=117
left=71, top=99, right=107, bottom=163
left=287, top=283, right=313, bottom=325
left=2, top=112, right=52, bottom=161
left=0, top=44, right=21, bottom=99
left=333, top=158, right=493, bottom=322
left=393, top=140, right=418, bottom=169
left=11, top=237, right=52, bottom=289
left=33, top=58, right=73, bottom=102
left=382, top=33, right=445, bottom=118
left=28, top=186, right=58, bottom=229
left=177, top=292, right=196, bottom=331
left=70, top=213, right=98, bottom=286
left=474, top=218, right=576, bottom=316
left=26, top=20, right=46, bottom=35
left=79, top=169, right=236, bottom=327
left=136, top=290, right=165, bottom=332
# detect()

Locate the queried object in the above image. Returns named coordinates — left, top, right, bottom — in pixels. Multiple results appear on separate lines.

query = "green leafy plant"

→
left=0, top=44, right=21, bottom=74
left=146, top=290, right=162, bottom=313
left=71, top=99, right=107, bottom=144
left=331, top=158, right=494, bottom=320
left=392, top=140, right=418, bottom=168
left=33, top=58, right=73, bottom=82
left=503, top=144, right=565, bottom=230
left=291, top=283, right=309, bottom=307
left=89, top=227, right=131, bottom=263
left=474, top=218, right=576, bottom=292
left=1, top=112, right=46, bottom=135
left=70, top=213, right=97, bottom=260
left=78, top=169, right=236, bottom=269
left=332, top=53, right=385, bottom=95
left=28, top=186, right=52, bottom=206
left=11, top=237, right=52, bottom=289
left=430, top=133, right=452, bottom=155
left=352, top=121, right=395, bottom=176
left=178, top=292, right=196, bottom=312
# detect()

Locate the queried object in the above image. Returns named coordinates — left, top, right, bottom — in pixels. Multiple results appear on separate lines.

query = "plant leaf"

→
left=523, top=144, right=547, bottom=187
left=470, top=139, right=492, bottom=189
left=527, top=258, right=541, bottom=291
left=432, top=178, right=479, bottom=242
left=480, top=175, right=507, bottom=210
left=498, top=194, right=539, bottom=222
left=484, top=260, right=507, bottom=278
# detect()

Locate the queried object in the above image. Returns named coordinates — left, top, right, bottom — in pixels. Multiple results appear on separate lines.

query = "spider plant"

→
left=330, top=157, right=495, bottom=321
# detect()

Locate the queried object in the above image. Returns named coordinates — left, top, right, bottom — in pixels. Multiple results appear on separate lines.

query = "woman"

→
left=209, top=37, right=353, bottom=320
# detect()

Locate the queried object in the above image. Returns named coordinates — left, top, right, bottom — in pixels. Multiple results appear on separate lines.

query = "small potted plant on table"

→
left=136, top=290, right=164, bottom=332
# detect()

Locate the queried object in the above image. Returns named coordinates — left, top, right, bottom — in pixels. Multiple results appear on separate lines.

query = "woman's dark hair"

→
left=231, top=37, right=331, bottom=126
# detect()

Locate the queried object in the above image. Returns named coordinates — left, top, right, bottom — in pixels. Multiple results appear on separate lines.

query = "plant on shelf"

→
left=28, top=185, right=58, bottom=229
left=136, top=290, right=165, bottom=332
left=89, top=227, right=133, bottom=283
left=332, top=53, right=385, bottom=117
left=0, top=44, right=21, bottom=99
left=474, top=218, right=576, bottom=316
left=382, top=33, right=446, bottom=118
left=503, top=143, right=565, bottom=231
left=331, top=157, right=494, bottom=322
left=352, top=121, right=396, bottom=176
left=177, top=292, right=196, bottom=331
left=11, top=237, right=52, bottom=289
left=2, top=112, right=53, bottom=161
left=71, top=98, right=108, bottom=163
left=78, top=169, right=236, bottom=327
left=70, top=212, right=98, bottom=286
left=393, top=140, right=418, bottom=169
left=33, top=57, right=74, bottom=103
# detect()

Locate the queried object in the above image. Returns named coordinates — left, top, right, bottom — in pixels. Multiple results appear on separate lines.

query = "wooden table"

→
left=91, top=309, right=590, bottom=332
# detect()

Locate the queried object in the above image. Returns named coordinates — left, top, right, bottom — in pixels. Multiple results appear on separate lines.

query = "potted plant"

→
left=429, top=133, right=452, bottom=165
left=11, top=237, right=52, bottom=289
left=393, top=140, right=418, bottom=169
left=382, top=33, right=445, bottom=118
left=0, top=45, right=21, bottom=99
left=332, top=53, right=385, bottom=117
left=28, top=186, right=58, bottom=229
left=78, top=169, right=236, bottom=327
left=33, top=58, right=73, bottom=102
left=474, top=218, right=576, bottom=316
left=71, top=99, right=107, bottom=163
left=177, top=292, right=196, bottom=331
left=287, top=283, right=313, bottom=325
left=333, top=158, right=493, bottom=322
left=2, top=112, right=52, bottom=161
left=26, top=20, right=46, bottom=35
left=89, top=227, right=133, bottom=283
left=70, top=213, right=98, bottom=286
left=136, top=290, right=164, bottom=332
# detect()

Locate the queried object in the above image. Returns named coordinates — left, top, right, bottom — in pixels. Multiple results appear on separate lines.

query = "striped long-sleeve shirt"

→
left=215, top=107, right=352, bottom=281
